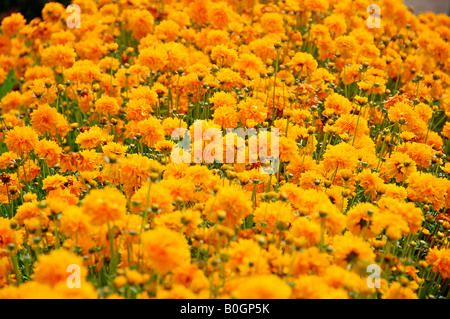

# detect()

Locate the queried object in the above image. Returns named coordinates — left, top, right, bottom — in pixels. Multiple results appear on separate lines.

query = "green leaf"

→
left=0, top=69, right=17, bottom=100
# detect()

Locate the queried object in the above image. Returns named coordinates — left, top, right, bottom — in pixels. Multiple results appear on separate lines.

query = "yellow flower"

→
left=82, top=187, right=127, bottom=225
left=382, top=282, right=418, bottom=299
left=232, top=275, right=292, bottom=299
left=42, top=174, right=68, bottom=192
left=41, top=44, right=76, bottom=69
left=33, top=249, right=87, bottom=287
left=330, top=232, right=375, bottom=267
left=60, top=206, right=91, bottom=237
left=141, top=227, right=190, bottom=274
left=426, top=247, right=450, bottom=279
left=5, top=126, right=39, bottom=155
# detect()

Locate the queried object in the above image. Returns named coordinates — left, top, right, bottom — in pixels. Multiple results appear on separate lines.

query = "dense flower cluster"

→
left=0, top=0, right=449, bottom=299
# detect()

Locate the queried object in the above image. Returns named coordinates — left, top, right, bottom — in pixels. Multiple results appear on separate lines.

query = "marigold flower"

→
left=330, top=232, right=375, bottom=267
left=406, top=172, right=448, bottom=211
left=212, top=106, right=239, bottom=129
left=372, top=211, right=410, bottom=241
left=5, top=126, right=39, bottom=155
left=82, top=187, right=127, bottom=225
left=0, top=218, right=23, bottom=256
left=290, top=217, right=321, bottom=248
left=232, top=275, right=292, bottom=299
left=207, top=186, right=252, bottom=228
left=304, top=0, right=329, bottom=13
left=102, top=141, right=128, bottom=159
left=226, top=238, right=269, bottom=275
left=290, top=52, right=318, bottom=77
left=138, top=46, right=168, bottom=72
left=1, top=13, right=26, bottom=37
left=131, top=182, right=174, bottom=215
left=41, top=44, right=76, bottom=69
left=34, top=250, right=87, bottom=287
left=260, top=12, right=284, bottom=34
left=126, top=98, right=154, bottom=121
left=382, top=152, right=417, bottom=184
left=382, top=282, right=418, bottom=299
left=254, top=201, right=294, bottom=233
left=1, top=91, right=23, bottom=113
left=125, top=9, right=154, bottom=40
left=141, top=227, right=190, bottom=274
left=426, top=247, right=450, bottom=279
left=209, top=91, right=236, bottom=110
left=346, top=203, right=379, bottom=238
left=95, top=96, right=120, bottom=116
left=31, top=104, right=70, bottom=138
left=211, top=45, right=238, bottom=67
left=41, top=2, right=65, bottom=22
left=42, top=174, right=68, bottom=192
left=238, top=98, right=268, bottom=127
left=292, top=246, right=330, bottom=276
left=60, top=206, right=91, bottom=237
left=76, top=126, right=113, bottom=149
left=324, top=93, right=353, bottom=116
left=135, top=117, right=165, bottom=147
left=35, top=139, right=62, bottom=168
left=322, top=143, right=359, bottom=172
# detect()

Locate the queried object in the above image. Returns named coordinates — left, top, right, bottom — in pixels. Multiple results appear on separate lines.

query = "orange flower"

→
left=1, top=13, right=26, bottom=37
left=141, top=227, right=190, bottom=273
left=31, top=104, right=70, bottom=138
left=0, top=91, right=23, bottom=113
left=135, top=117, right=165, bottom=147
left=155, top=20, right=180, bottom=42
left=125, top=9, right=154, bottom=40
left=232, top=275, right=292, bottom=299
left=0, top=218, right=23, bottom=256
left=207, top=185, right=252, bottom=228
left=42, top=174, right=68, bottom=192
left=212, top=106, right=239, bottom=129
left=75, top=126, right=113, bottom=149
left=210, top=45, right=238, bottom=67
left=209, top=91, right=236, bottom=110
left=324, top=93, right=353, bottom=116
left=60, top=206, right=91, bottom=237
left=290, top=217, right=321, bottom=248
left=426, top=247, right=450, bottom=279
left=290, top=52, right=318, bottom=77
left=406, top=172, right=448, bottom=211
left=382, top=152, right=417, bottom=184
left=238, top=98, right=267, bottom=127
left=41, top=44, right=76, bottom=69
left=126, top=98, right=154, bottom=121
left=5, top=126, right=39, bottom=155
left=346, top=203, right=379, bottom=238
left=260, top=12, right=284, bottom=34
left=382, top=282, right=418, bottom=299
left=35, top=139, right=62, bottom=168
left=95, top=96, right=120, bottom=116
left=33, top=250, right=87, bottom=287
left=330, top=232, right=375, bottom=267
left=138, top=45, right=168, bottom=72
left=322, top=143, right=359, bottom=172
left=82, top=187, right=127, bottom=225
left=41, top=2, right=65, bottom=22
